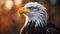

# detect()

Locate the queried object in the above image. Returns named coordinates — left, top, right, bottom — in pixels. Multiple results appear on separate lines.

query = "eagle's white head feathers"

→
left=19, top=2, right=48, bottom=27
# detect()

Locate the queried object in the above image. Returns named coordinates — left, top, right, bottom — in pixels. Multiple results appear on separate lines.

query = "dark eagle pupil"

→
left=27, top=7, right=33, bottom=9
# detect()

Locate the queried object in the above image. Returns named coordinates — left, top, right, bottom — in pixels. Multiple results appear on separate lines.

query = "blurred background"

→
left=0, top=0, right=60, bottom=34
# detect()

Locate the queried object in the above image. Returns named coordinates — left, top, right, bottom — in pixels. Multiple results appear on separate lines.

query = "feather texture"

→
left=24, top=2, right=48, bottom=27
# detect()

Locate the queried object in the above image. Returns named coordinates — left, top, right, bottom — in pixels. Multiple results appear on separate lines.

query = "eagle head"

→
left=18, top=2, right=48, bottom=27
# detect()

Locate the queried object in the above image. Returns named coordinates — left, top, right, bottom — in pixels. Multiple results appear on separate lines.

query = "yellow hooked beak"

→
left=18, top=7, right=30, bottom=16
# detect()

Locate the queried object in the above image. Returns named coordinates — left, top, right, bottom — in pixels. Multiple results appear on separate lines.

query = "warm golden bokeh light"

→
left=14, top=0, right=23, bottom=10
left=14, top=0, right=22, bottom=5
left=0, top=0, right=6, bottom=5
left=4, top=0, right=13, bottom=11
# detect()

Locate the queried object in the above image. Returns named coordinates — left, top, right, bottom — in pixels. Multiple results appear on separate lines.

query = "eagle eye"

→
left=27, top=7, right=33, bottom=9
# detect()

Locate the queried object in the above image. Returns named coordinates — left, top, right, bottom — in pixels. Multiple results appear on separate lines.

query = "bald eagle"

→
left=18, top=2, right=60, bottom=34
